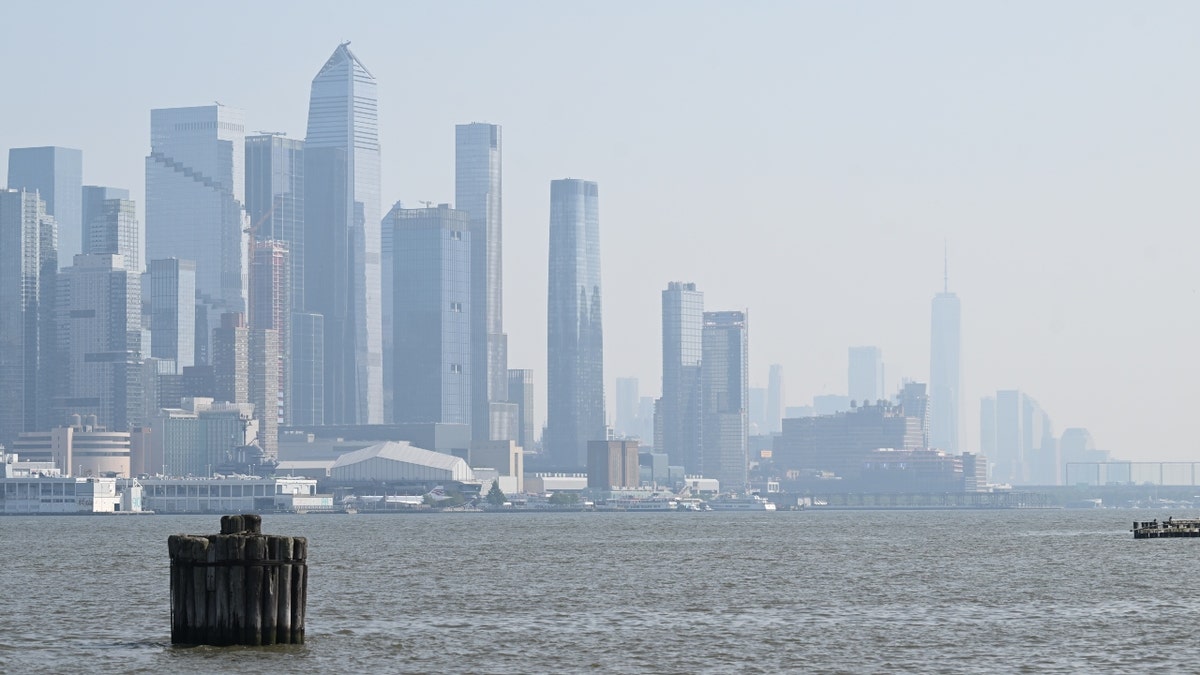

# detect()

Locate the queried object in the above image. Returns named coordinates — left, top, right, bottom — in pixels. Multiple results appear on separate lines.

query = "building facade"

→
left=145, top=105, right=248, bottom=366
left=387, top=204, right=472, bottom=425
left=245, top=134, right=305, bottom=313
left=289, top=312, right=324, bottom=426
left=211, top=312, right=248, bottom=405
left=615, top=376, right=639, bottom=439
left=7, top=146, right=81, bottom=266
left=0, top=190, right=57, bottom=446
left=587, top=439, right=640, bottom=490
left=303, top=42, right=383, bottom=425
left=702, top=311, right=749, bottom=490
left=930, top=287, right=961, bottom=453
left=81, top=186, right=137, bottom=267
left=455, top=122, right=509, bottom=441
left=661, top=281, right=703, bottom=472
left=774, top=402, right=925, bottom=480
left=545, top=179, right=605, bottom=469
left=148, top=258, right=196, bottom=371
left=56, top=253, right=142, bottom=432
left=848, top=346, right=883, bottom=405
left=507, top=369, right=535, bottom=451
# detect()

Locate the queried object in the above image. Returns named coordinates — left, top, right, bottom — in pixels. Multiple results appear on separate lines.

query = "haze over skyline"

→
left=2, top=1, right=1197, bottom=460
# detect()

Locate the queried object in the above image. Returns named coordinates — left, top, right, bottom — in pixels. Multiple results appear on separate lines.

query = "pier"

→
left=1131, top=518, right=1200, bottom=539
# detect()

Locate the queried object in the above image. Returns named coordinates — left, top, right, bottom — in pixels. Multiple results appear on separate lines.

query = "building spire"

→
left=943, top=239, right=949, bottom=293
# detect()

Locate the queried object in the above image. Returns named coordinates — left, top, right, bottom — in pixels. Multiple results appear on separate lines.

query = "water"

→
left=0, top=509, right=1194, bottom=673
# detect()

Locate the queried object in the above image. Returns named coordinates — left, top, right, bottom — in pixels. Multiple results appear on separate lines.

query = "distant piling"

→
left=168, top=514, right=307, bottom=645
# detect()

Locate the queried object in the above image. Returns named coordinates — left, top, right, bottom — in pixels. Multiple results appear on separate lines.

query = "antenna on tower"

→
left=943, top=239, right=949, bottom=293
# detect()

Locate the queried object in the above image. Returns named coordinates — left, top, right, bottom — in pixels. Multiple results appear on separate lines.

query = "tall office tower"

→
left=848, top=346, right=883, bottom=405
left=82, top=193, right=138, bottom=266
left=248, top=327, right=279, bottom=457
left=249, top=240, right=289, bottom=426
left=387, top=204, right=472, bottom=424
left=993, top=390, right=1023, bottom=484
left=57, top=253, right=143, bottom=431
left=545, top=178, right=605, bottom=469
left=701, top=311, right=749, bottom=489
left=979, top=396, right=996, bottom=457
left=0, top=190, right=57, bottom=445
left=638, top=396, right=656, bottom=449
left=767, top=363, right=784, bottom=434
left=748, top=388, right=768, bottom=434
left=661, top=281, right=703, bottom=471
left=930, top=265, right=961, bottom=453
left=615, top=377, right=639, bottom=438
left=245, top=134, right=305, bottom=312
left=8, top=147, right=82, bottom=267
left=507, top=369, right=535, bottom=451
left=211, top=312, right=248, bottom=405
left=289, top=312, right=324, bottom=425
left=455, top=122, right=508, bottom=440
left=898, top=381, right=930, bottom=448
left=146, top=104, right=248, bottom=367
left=303, top=42, right=383, bottom=425
left=148, top=258, right=196, bottom=371
left=82, top=186, right=134, bottom=265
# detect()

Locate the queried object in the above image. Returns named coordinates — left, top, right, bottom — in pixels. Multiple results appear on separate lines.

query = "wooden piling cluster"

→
left=1132, top=517, right=1200, bottom=539
left=168, top=514, right=307, bottom=645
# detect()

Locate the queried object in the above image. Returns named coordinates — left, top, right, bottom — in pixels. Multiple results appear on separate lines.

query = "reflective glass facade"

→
left=289, top=312, right=324, bottom=426
left=304, top=43, right=383, bottom=424
left=245, top=134, right=304, bottom=313
left=546, top=179, right=604, bottom=469
left=83, top=197, right=138, bottom=268
left=0, top=190, right=57, bottom=445
left=507, top=369, right=535, bottom=452
left=702, top=310, right=749, bottom=490
left=7, top=146, right=81, bottom=268
left=145, top=105, right=248, bottom=365
left=387, top=205, right=472, bottom=425
left=661, top=281, right=703, bottom=471
left=148, top=258, right=196, bottom=371
left=455, top=123, right=507, bottom=439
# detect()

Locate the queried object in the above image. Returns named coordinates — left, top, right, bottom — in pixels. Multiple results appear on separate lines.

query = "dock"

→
left=1132, top=518, right=1200, bottom=539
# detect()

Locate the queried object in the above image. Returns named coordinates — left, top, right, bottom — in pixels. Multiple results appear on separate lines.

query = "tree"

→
left=486, top=481, right=507, bottom=506
left=548, top=492, right=579, bottom=505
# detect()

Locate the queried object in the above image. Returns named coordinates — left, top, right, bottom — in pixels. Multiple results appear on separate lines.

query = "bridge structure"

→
left=1065, top=462, right=1200, bottom=487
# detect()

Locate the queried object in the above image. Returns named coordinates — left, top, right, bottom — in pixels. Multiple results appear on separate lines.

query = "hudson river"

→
left=1, top=509, right=1193, bottom=673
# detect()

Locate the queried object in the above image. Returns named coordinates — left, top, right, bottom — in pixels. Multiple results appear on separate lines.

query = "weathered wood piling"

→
left=168, top=514, right=307, bottom=645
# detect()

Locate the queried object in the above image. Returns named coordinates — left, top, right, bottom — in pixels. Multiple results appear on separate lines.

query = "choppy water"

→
left=0, top=509, right=1195, bottom=673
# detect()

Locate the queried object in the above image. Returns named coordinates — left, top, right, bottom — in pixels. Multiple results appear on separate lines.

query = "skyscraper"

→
left=303, top=42, right=383, bottom=425
left=0, top=190, right=57, bottom=445
left=767, top=363, right=784, bottom=434
left=455, top=122, right=508, bottom=440
left=57, top=253, right=142, bottom=432
left=661, top=281, right=703, bottom=472
left=82, top=192, right=138, bottom=266
left=8, top=146, right=81, bottom=267
left=702, top=310, right=749, bottom=489
left=148, top=258, right=196, bottom=371
left=245, top=134, right=304, bottom=313
left=545, top=179, right=604, bottom=469
left=289, top=312, right=324, bottom=426
left=848, top=346, right=883, bottom=405
left=82, top=186, right=134, bottom=265
left=507, top=369, right=535, bottom=451
left=615, top=376, right=639, bottom=438
left=930, top=264, right=962, bottom=453
left=386, top=204, right=472, bottom=425
left=249, top=240, right=289, bottom=428
left=211, top=312, right=248, bottom=405
left=145, top=104, right=248, bottom=365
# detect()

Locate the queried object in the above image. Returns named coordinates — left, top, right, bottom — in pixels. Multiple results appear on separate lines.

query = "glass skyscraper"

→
left=82, top=186, right=135, bottom=267
left=0, top=190, right=57, bottom=445
left=848, top=345, right=883, bottom=405
left=386, top=204, right=472, bottom=425
left=7, top=146, right=81, bottom=269
left=148, top=258, right=197, bottom=371
left=455, top=122, right=508, bottom=440
left=245, top=134, right=304, bottom=313
left=145, top=104, right=248, bottom=366
left=303, top=42, right=383, bottom=424
left=930, top=282, right=961, bottom=454
left=702, top=310, right=749, bottom=490
left=545, top=179, right=604, bottom=469
left=661, top=281, right=703, bottom=472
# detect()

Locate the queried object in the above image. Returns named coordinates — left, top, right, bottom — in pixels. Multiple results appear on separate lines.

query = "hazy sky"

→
left=3, top=1, right=1198, bottom=460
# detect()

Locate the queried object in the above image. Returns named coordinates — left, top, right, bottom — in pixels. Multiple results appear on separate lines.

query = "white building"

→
left=0, top=476, right=122, bottom=514
left=330, top=441, right=475, bottom=483
left=135, top=476, right=328, bottom=513
left=12, top=420, right=131, bottom=477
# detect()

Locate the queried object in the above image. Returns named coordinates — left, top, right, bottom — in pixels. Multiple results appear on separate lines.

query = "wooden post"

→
left=168, top=514, right=308, bottom=646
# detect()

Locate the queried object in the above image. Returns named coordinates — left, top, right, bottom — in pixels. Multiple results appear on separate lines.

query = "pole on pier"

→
left=168, top=514, right=307, bottom=646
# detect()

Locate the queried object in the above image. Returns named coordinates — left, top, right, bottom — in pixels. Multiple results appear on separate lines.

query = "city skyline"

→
left=2, top=3, right=1198, bottom=460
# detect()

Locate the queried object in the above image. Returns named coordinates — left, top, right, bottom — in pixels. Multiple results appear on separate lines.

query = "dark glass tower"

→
left=661, top=281, right=703, bottom=472
left=545, top=179, right=604, bottom=469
